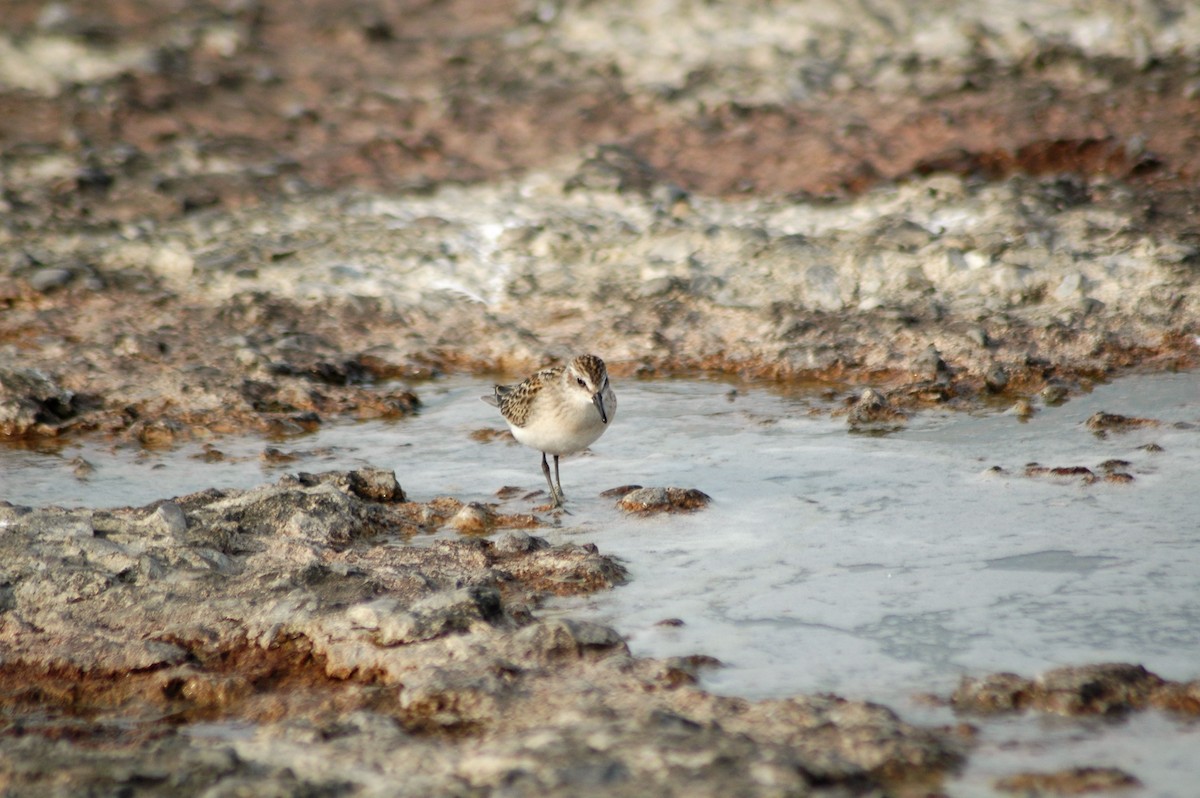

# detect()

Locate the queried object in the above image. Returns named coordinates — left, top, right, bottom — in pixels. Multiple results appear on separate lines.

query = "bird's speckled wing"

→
left=482, top=367, right=562, bottom=428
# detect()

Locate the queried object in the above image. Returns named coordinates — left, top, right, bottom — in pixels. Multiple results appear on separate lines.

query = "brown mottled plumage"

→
left=482, top=354, right=616, bottom=508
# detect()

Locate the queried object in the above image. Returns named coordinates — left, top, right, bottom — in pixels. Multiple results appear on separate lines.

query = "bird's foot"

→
left=536, top=490, right=568, bottom=513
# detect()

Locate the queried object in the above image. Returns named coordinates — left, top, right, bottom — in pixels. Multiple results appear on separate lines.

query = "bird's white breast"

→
left=509, top=384, right=615, bottom=456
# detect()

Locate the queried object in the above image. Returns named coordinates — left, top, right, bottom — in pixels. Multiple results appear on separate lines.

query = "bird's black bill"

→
left=592, top=393, right=608, bottom=424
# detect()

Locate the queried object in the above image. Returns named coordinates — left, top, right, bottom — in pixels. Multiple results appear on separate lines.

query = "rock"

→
left=260, top=446, right=297, bottom=464
left=28, top=266, right=73, bottom=292
left=511, top=618, right=628, bottom=662
left=1098, top=459, right=1134, bottom=479
left=995, top=766, right=1141, bottom=795
left=1086, top=411, right=1160, bottom=432
left=69, top=455, right=95, bottom=477
left=1011, top=397, right=1036, bottom=418
left=495, top=541, right=628, bottom=595
left=1023, top=463, right=1096, bottom=483
left=1035, top=663, right=1165, bottom=716
left=281, top=468, right=405, bottom=502
left=397, top=665, right=505, bottom=730
left=134, top=418, right=184, bottom=447
left=493, top=531, right=549, bottom=555
left=1014, top=458, right=1137, bottom=484
left=952, top=671, right=1033, bottom=714
left=723, top=692, right=967, bottom=786
left=343, top=468, right=406, bottom=502
left=912, top=344, right=949, bottom=381
left=147, top=501, right=188, bottom=536
left=984, top=364, right=1009, bottom=392
left=350, top=587, right=503, bottom=646
left=449, top=502, right=495, bottom=534
left=0, top=367, right=76, bottom=437
left=845, top=387, right=907, bottom=428
left=1040, top=383, right=1069, bottom=405
left=951, top=663, right=1200, bottom=717
left=617, top=487, right=712, bottom=515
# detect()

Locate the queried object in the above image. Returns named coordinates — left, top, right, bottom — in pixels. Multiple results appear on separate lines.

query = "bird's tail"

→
left=480, top=385, right=510, bottom=407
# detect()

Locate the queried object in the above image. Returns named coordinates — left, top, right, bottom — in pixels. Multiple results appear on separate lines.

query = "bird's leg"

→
left=541, top=452, right=563, bottom=508
left=553, top=454, right=565, bottom=504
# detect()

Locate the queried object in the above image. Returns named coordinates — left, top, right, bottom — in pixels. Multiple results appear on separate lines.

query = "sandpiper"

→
left=482, top=354, right=616, bottom=508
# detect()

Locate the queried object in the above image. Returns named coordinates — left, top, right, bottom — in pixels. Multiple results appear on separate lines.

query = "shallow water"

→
left=4, top=371, right=1200, bottom=795
left=564, top=372, right=1200, bottom=702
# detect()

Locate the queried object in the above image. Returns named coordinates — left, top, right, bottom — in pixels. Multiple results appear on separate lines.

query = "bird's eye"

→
left=576, top=378, right=587, bottom=388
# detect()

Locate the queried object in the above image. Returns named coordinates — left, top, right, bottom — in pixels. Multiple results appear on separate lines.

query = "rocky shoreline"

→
left=4, top=0, right=1200, bottom=793
left=0, top=469, right=964, bottom=795
left=3, top=164, right=1197, bottom=445
left=3, top=470, right=1198, bottom=795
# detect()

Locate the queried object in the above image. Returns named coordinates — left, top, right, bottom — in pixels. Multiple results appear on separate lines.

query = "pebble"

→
left=912, top=345, right=948, bottom=380
left=1040, top=383, right=1069, bottom=405
left=1011, top=397, right=1035, bottom=418
left=69, top=456, right=95, bottom=477
left=984, top=364, right=1009, bottom=393
left=493, top=531, right=549, bottom=555
left=449, top=502, right=495, bottom=534
left=847, top=388, right=907, bottom=427
left=1086, top=411, right=1159, bottom=432
left=344, top=468, right=405, bottom=502
left=29, top=267, right=73, bottom=292
left=148, top=502, right=188, bottom=536
left=617, top=487, right=712, bottom=515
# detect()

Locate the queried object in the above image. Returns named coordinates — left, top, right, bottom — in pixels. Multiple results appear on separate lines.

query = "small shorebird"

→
left=482, top=354, right=616, bottom=508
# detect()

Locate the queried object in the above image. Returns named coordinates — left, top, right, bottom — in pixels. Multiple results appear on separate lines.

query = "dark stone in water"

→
left=617, top=487, right=712, bottom=515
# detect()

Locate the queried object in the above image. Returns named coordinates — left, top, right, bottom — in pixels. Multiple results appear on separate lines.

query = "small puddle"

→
left=3, top=370, right=1199, bottom=796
